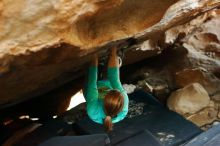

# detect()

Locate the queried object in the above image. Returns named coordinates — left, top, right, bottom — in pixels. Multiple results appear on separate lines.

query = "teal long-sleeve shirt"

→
left=83, top=66, right=129, bottom=124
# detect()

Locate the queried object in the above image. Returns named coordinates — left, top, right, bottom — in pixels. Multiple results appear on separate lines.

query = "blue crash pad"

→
left=38, top=134, right=110, bottom=146
left=184, top=124, right=220, bottom=146
left=73, top=90, right=202, bottom=146
left=114, top=130, right=163, bottom=146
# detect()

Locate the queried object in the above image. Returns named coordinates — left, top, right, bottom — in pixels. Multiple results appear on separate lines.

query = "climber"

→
left=83, top=47, right=129, bottom=132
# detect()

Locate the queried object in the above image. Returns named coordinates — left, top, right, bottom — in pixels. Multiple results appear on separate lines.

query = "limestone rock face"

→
left=167, top=83, right=210, bottom=115
left=0, top=0, right=178, bottom=54
left=128, top=8, right=220, bottom=103
left=175, top=68, right=220, bottom=95
left=0, top=0, right=220, bottom=107
left=165, top=8, right=220, bottom=73
left=0, top=0, right=176, bottom=106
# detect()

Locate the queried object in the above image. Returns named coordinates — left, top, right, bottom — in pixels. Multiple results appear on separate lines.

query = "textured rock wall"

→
left=166, top=8, right=220, bottom=97
left=0, top=0, right=177, bottom=106
left=0, top=0, right=220, bottom=107
left=121, top=7, right=220, bottom=103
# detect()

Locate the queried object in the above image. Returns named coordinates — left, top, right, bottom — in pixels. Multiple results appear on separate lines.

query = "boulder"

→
left=167, top=83, right=210, bottom=115
left=0, top=0, right=177, bottom=107
left=137, top=80, right=153, bottom=93
left=0, top=0, right=219, bottom=107
left=153, top=84, right=170, bottom=104
left=123, top=84, right=137, bottom=94
left=212, top=92, right=220, bottom=102
left=186, top=99, right=219, bottom=128
left=187, top=107, right=218, bottom=127
left=175, top=68, right=220, bottom=95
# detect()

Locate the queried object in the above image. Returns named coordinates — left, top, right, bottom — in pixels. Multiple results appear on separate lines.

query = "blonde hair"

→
left=104, top=90, right=124, bottom=131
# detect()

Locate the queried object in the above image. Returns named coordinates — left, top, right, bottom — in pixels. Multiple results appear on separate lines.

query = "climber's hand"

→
left=91, top=54, right=98, bottom=66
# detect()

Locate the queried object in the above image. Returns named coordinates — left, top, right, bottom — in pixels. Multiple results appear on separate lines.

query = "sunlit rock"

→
left=187, top=106, right=218, bottom=127
left=167, top=83, right=210, bottom=115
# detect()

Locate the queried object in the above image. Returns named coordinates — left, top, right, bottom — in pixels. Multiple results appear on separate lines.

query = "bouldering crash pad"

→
left=73, top=90, right=202, bottom=146
left=38, top=134, right=110, bottom=146
left=184, top=124, right=220, bottom=146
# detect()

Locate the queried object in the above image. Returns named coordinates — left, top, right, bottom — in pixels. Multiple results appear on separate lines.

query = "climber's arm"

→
left=85, top=55, right=98, bottom=103
left=107, top=47, right=123, bottom=90
left=107, top=47, right=119, bottom=68
left=107, top=47, right=129, bottom=120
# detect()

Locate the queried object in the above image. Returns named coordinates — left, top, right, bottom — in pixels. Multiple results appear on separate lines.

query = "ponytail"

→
left=103, top=90, right=124, bottom=132
left=104, top=116, right=113, bottom=131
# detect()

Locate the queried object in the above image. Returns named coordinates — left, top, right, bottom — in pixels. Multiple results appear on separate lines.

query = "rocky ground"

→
left=123, top=83, right=220, bottom=131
